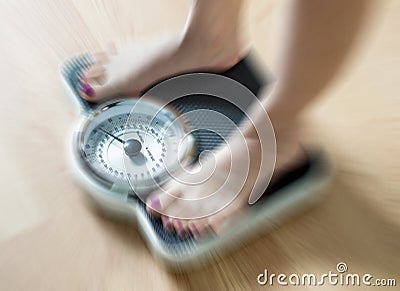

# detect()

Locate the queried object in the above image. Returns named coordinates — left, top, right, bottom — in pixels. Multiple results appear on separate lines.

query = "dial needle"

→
left=99, top=128, right=125, bottom=144
left=99, top=128, right=142, bottom=157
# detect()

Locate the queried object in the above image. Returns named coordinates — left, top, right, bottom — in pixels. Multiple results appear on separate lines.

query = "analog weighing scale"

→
left=61, top=52, right=331, bottom=269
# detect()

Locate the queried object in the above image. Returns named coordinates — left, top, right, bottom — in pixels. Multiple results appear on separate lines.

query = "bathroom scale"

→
left=61, top=51, right=331, bottom=270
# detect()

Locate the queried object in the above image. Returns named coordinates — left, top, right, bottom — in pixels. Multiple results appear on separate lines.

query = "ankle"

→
left=241, top=103, right=302, bottom=171
left=180, top=1, right=244, bottom=67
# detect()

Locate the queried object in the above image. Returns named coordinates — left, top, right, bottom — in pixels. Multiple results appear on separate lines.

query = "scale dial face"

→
left=78, top=99, right=194, bottom=194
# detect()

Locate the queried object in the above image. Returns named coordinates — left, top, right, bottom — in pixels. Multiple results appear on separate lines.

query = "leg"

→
left=265, top=0, right=369, bottom=120
left=147, top=0, right=371, bottom=237
left=80, top=0, right=244, bottom=101
left=246, top=0, right=371, bottom=182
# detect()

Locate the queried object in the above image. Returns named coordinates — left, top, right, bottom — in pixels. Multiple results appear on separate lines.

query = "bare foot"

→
left=79, top=1, right=243, bottom=102
left=145, top=107, right=306, bottom=238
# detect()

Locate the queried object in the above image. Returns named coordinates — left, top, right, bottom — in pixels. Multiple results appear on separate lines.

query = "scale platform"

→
left=61, top=52, right=331, bottom=270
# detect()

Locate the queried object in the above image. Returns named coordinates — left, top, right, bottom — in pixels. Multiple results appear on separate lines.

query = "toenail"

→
left=163, top=216, right=173, bottom=230
left=176, top=221, right=187, bottom=236
left=189, top=222, right=201, bottom=238
left=150, top=196, right=161, bottom=210
left=81, top=82, right=95, bottom=97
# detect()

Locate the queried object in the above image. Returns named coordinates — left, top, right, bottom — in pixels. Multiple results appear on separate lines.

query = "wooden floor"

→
left=0, top=0, right=399, bottom=290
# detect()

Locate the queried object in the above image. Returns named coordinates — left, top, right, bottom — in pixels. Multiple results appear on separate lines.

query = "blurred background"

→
left=0, top=0, right=399, bottom=290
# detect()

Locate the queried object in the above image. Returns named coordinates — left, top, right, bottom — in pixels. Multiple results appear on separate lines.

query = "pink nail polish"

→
left=150, top=196, right=161, bottom=210
left=189, top=223, right=201, bottom=238
left=163, top=216, right=172, bottom=230
left=177, top=221, right=187, bottom=236
left=81, top=82, right=95, bottom=97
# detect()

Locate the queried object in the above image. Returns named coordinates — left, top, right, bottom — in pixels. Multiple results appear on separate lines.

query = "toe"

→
left=188, top=221, right=202, bottom=239
left=145, top=182, right=181, bottom=216
left=85, top=65, right=106, bottom=81
left=92, top=51, right=109, bottom=64
left=185, top=203, right=246, bottom=240
left=161, top=215, right=174, bottom=232
left=206, top=199, right=248, bottom=236
left=173, top=220, right=189, bottom=237
left=188, top=218, right=214, bottom=239
left=79, top=80, right=96, bottom=100
left=206, top=214, right=226, bottom=235
left=79, top=77, right=118, bottom=102
left=79, top=51, right=111, bottom=101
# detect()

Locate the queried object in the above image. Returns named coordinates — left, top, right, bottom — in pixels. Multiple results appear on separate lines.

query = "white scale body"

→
left=62, top=54, right=331, bottom=269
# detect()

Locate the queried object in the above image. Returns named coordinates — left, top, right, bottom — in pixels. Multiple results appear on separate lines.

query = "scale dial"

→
left=77, top=99, right=195, bottom=195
